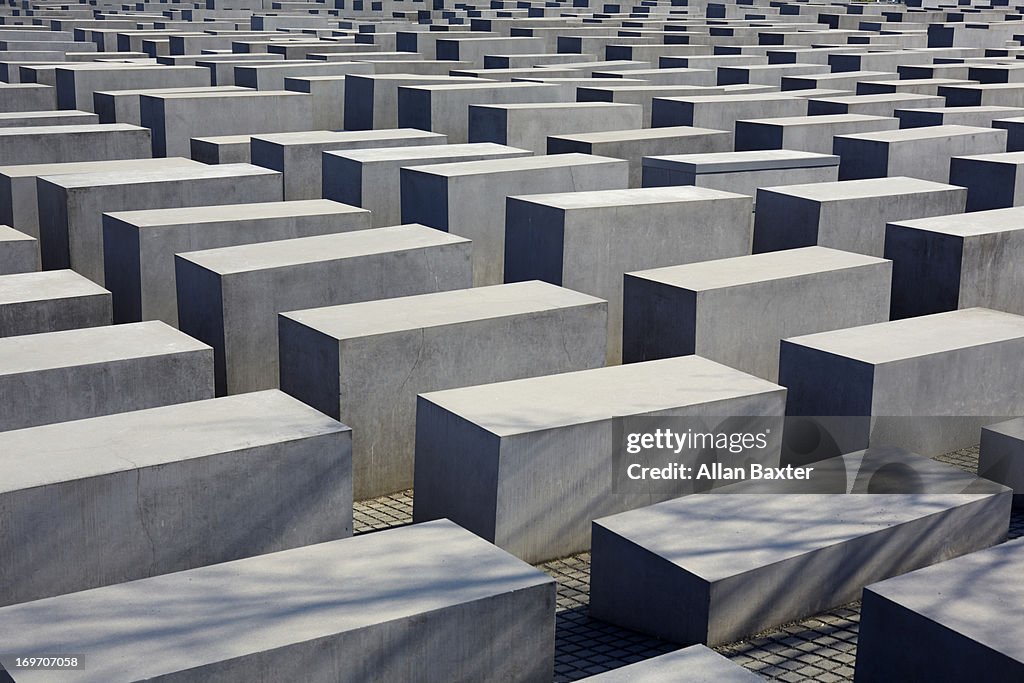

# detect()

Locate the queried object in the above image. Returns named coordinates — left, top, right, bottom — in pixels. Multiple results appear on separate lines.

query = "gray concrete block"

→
left=642, top=150, right=840, bottom=203
left=780, top=308, right=1024, bottom=455
left=0, top=82, right=56, bottom=112
left=0, top=320, right=213, bottom=433
left=103, top=199, right=371, bottom=326
left=55, top=64, right=210, bottom=111
left=896, top=105, right=1024, bottom=129
left=93, top=85, right=248, bottom=125
left=734, top=113, right=899, bottom=154
left=780, top=70, right=896, bottom=92
left=753, top=176, right=968, bottom=256
left=414, top=356, right=786, bottom=563
left=233, top=60, right=372, bottom=90
left=0, top=269, right=110, bottom=337
left=506, top=186, right=752, bottom=364
left=250, top=129, right=447, bottom=201
left=980, top=417, right=1024, bottom=506
left=0, top=390, right=352, bottom=607
left=344, top=74, right=483, bottom=131
left=992, top=116, right=1024, bottom=152
left=622, top=247, right=892, bottom=381
left=0, top=519, right=555, bottom=682
left=857, top=77, right=974, bottom=96
left=939, top=82, right=1024, bottom=107
left=808, top=93, right=945, bottom=117
left=885, top=206, right=1024, bottom=318
left=856, top=537, right=1024, bottom=682
left=397, top=82, right=568, bottom=144
left=283, top=75, right=349, bottom=131
left=651, top=93, right=806, bottom=132
left=0, top=123, right=150, bottom=167
left=0, top=225, right=38, bottom=275
left=834, top=125, right=1007, bottom=182
left=279, top=281, right=607, bottom=499
left=190, top=133, right=253, bottom=164
left=402, top=154, right=629, bottom=286
left=468, top=102, right=644, bottom=155
left=575, top=84, right=729, bottom=126
left=323, top=143, right=532, bottom=228
left=176, top=224, right=473, bottom=395
left=949, top=151, right=1024, bottom=211
left=0, top=110, right=97, bottom=128
left=590, top=478, right=1009, bottom=645
left=140, top=90, right=314, bottom=157
left=37, top=163, right=283, bottom=285
left=547, top=127, right=733, bottom=188
left=581, top=645, right=759, bottom=682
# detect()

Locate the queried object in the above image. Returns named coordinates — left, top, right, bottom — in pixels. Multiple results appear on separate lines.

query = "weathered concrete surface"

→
left=0, top=269, right=111, bottom=337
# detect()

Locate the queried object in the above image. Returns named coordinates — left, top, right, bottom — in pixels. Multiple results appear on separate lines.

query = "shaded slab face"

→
left=0, top=390, right=352, bottom=607
left=0, top=520, right=556, bottom=683
left=856, top=538, right=1024, bottom=682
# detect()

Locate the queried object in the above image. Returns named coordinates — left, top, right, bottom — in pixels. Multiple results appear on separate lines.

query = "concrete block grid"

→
left=2, top=0, right=1024, bottom=681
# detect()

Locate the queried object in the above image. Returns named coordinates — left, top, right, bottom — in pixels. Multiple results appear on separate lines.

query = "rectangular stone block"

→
left=0, top=320, right=213, bottom=432
left=283, top=74, right=348, bottom=130
left=949, top=150, right=1024, bottom=211
left=575, top=84, right=728, bottom=126
left=590, top=480, right=1009, bottom=645
left=93, top=85, right=247, bottom=125
left=734, top=114, right=899, bottom=154
left=176, top=224, right=473, bottom=395
left=896, top=105, right=1024, bottom=129
left=856, top=538, right=1024, bottom=682
left=323, top=143, right=532, bottom=228
left=807, top=93, right=945, bottom=117
left=0, top=520, right=555, bottom=683
left=0, top=123, right=150, bottom=167
left=140, top=90, right=314, bottom=157
left=0, top=110, right=97, bottom=128
left=642, top=150, right=840, bottom=203
left=833, top=125, right=1007, bottom=182
left=781, top=70, right=895, bottom=92
left=401, top=154, right=629, bottom=286
left=547, top=127, right=733, bottom=188
left=857, top=77, right=974, bottom=96
left=885, top=206, right=1024, bottom=318
left=753, top=176, right=968, bottom=256
left=651, top=93, right=806, bottom=132
left=0, top=157, right=201, bottom=240
left=0, top=83, right=55, bottom=112
left=190, top=134, right=253, bottom=164
left=55, top=64, right=210, bottom=111
left=583, top=645, right=760, bottom=682
left=506, top=186, right=751, bottom=364
left=0, top=269, right=110, bottom=337
left=780, top=308, right=1024, bottom=455
left=37, top=163, right=282, bottom=285
left=939, top=82, right=1024, bottom=107
left=468, top=102, right=643, bottom=155
left=279, top=281, right=607, bottom=499
left=980, top=418, right=1024, bottom=506
left=233, top=60, right=372, bottom=90
left=0, top=225, right=37, bottom=275
left=103, top=199, right=371, bottom=326
left=250, top=129, right=447, bottom=201
left=344, top=74, right=482, bottom=131
left=413, top=356, right=786, bottom=563
left=622, top=247, right=892, bottom=381
left=0, top=390, right=352, bottom=607
left=397, top=82, right=567, bottom=144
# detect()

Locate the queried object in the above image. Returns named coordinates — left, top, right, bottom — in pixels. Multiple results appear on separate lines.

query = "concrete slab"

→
left=581, top=645, right=759, bottom=682
left=468, top=101, right=644, bottom=155
left=176, top=224, right=473, bottom=395
left=885, top=206, right=1024, bottom=318
left=0, top=123, right=150, bottom=167
left=414, top=356, right=786, bottom=563
left=856, top=537, right=1024, bottom=681
left=250, top=128, right=447, bottom=201
left=0, top=320, right=213, bottom=432
left=0, top=225, right=38, bottom=275
left=781, top=308, right=1024, bottom=455
left=622, top=247, right=892, bottom=381
left=103, top=199, right=371, bottom=325
left=506, top=186, right=752, bottom=363
left=734, top=113, right=899, bottom=154
left=401, top=153, right=628, bottom=286
left=279, top=281, right=607, bottom=498
left=37, top=163, right=283, bottom=285
left=754, top=176, right=968, bottom=256
left=980, top=417, right=1024, bottom=506
left=0, top=390, right=352, bottom=607
left=0, top=269, right=110, bottom=337
left=323, top=142, right=532, bottom=228
left=0, top=520, right=555, bottom=682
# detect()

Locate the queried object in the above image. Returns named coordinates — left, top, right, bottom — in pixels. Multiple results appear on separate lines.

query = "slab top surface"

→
left=36, top=163, right=278, bottom=189
left=0, top=269, right=107, bottom=303
left=889, top=204, right=1024, bottom=237
left=404, top=152, right=623, bottom=178
left=105, top=199, right=367, bottom=227
left=510, top=185, right=748, bottom=209
left=760, top=175, right=960, bottom=201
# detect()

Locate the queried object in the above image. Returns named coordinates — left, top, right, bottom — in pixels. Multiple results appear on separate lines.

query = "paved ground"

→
left=353, top=446, right=1023, bottom=681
